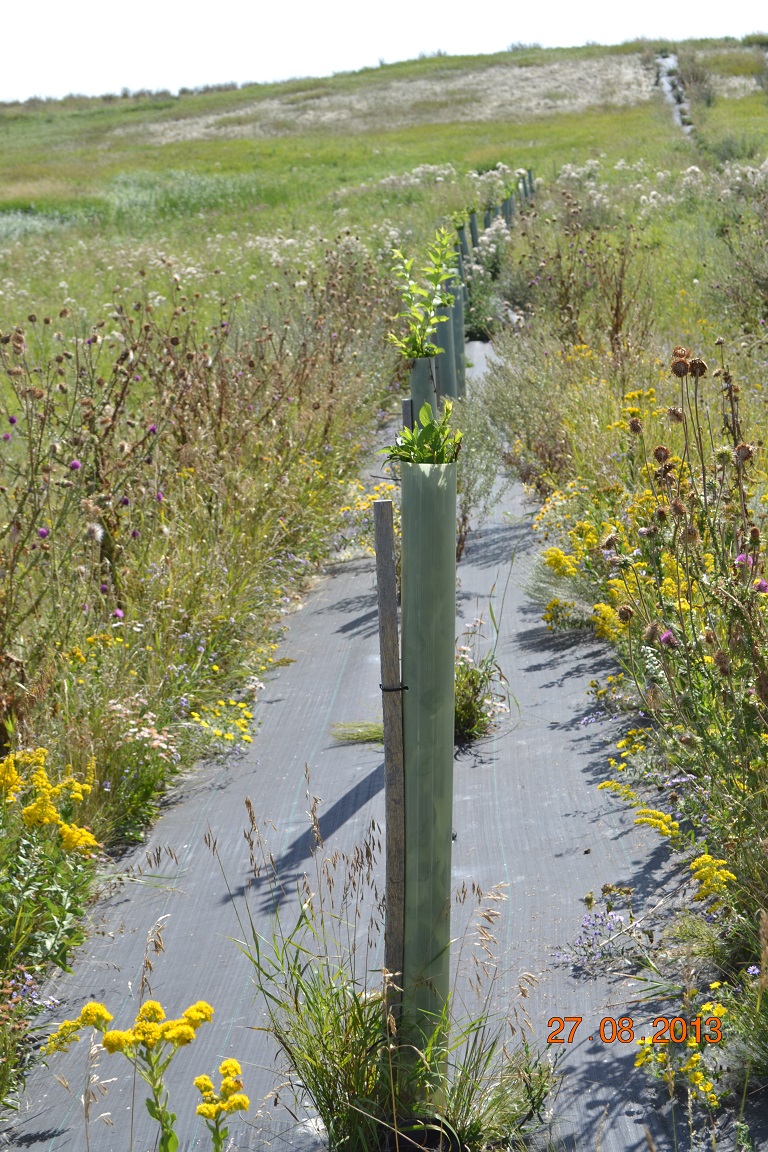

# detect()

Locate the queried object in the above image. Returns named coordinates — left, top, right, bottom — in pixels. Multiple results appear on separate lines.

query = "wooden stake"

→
left=374, top=499, right=405, bottom=1003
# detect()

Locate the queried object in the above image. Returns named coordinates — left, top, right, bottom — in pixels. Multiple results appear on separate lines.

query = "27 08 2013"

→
left=547, top=1016, right=723, bottom=1044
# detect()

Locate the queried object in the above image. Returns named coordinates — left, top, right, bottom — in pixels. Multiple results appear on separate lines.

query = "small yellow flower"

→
left=219, top=1058, right=241, bottom=1078
left=183, top=1001, right=214, bottom=1027
left=136, top=1001, right=166, bottom=1024
left=102, top=1029, right=136, bottom=1054
left=79, top=1002, right=113, bottom=1029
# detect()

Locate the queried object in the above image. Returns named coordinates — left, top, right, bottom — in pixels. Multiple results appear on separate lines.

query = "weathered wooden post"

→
left=374, top=500, right=405, bottom=1011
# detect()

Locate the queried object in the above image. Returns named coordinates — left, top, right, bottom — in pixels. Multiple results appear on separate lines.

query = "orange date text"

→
left=547, top=1016, right=723, bottom=1045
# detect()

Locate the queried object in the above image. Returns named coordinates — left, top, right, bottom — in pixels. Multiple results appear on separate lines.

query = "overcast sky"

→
left=2, top=0, right=766, bottom=104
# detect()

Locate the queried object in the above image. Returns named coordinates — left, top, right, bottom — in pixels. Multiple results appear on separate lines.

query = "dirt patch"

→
left=113, top=55, right=657, bottom=146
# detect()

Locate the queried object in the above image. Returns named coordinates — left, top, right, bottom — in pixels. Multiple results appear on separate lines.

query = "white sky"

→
left=2, top=0, right=766, bottom=104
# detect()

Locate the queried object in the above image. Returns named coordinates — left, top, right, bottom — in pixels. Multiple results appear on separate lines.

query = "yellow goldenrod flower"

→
left=79, top=1002, right=113, bottom=1029
left=136, top=1001, right=166, bottom=1023
left=183, top=1001, right=214, bottom=1027
left=102, top=1029, right=136, bottom=1054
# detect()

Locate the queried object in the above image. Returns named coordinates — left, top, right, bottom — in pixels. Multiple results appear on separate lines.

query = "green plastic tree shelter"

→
left=409, top=357, right=438, bottom=419
left=450, top=281, right=466, bottom=400
left=456, top=224, right=471, bottom=268
left=434, top=304, right=457, bottom=402
left=468, top=211, right=479, bottom=249
left=400, top=462, right=457, bottom=1049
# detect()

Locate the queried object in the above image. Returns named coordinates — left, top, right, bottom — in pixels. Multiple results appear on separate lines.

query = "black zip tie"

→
left=380, top=683, right=408, bottom=692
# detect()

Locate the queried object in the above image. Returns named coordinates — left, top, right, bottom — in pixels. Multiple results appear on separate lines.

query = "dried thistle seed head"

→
left=688, top=357, right=708, bottom=379
left=601, top=532, right=620, bottom=551
left=667, top=406, right=684, bottom=423
left=681, top=524, right=700, bottom=546
left=653, top=445, right=671, bottom=463
left=671, top=357, right=690, bottom=378
left=643, top=621, right=662, bottom=644
left=617, top=604, right=634, bottom=623
left=750, top=525, right=761, bottom=544
left=735, top=443, right=754, bottom=464
left=704, top=629, right=716, bottom=645
left=672, top=346, right=690, bottom=359
left=638, top=524, right=658, bottom=538
left=628, top=417, right=643, bottom=435
left=715, top=336, right=725, bottom=346
left=670, top=497, right=687, bottom=517
left=715, top=445, right=733, bottom=466
left=655, top=505, right=669, bottom=522
left=757, top=670, right=768, bottom=707
left=713, top=650, right=730, bottom=675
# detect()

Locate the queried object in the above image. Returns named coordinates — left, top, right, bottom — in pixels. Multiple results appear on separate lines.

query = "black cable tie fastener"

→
left=380, top=683, right=408, bottom=692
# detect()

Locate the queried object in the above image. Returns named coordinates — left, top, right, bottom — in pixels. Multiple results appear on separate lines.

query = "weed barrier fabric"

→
left=400, top=462, right=456, bottom=1046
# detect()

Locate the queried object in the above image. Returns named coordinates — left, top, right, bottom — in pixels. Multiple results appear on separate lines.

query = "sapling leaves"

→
left=387, top=228, right=457, bottom=361
left=380, top=400, right=463, bottom=465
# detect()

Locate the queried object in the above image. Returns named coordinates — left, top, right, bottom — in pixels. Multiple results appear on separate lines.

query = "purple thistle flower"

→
left=755, top=579, right=768, bottom=593
left=100, top=583, right=109, bottom=593
left=120, top=496, right=130, bottom=506
left=113, top=608, right=124, bottom=619
left=735, top=553, right=754, bottom=566
left=69, top=459, right=82, bottom=471
left=156, top=490, right=164, bottom=502
left=2, top=433, right=11, bottom=441
left=8, top=416, right=17, bottom=425
left=660, top=629, right=678, bottom=648
left=147, top=424, right=157, bottom=434
left=131, top=529, right=140, bottom=538
left=37, top=527, right=49, bottom=538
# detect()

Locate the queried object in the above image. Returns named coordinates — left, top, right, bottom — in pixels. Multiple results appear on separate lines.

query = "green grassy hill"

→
left=1, top=36, right=766, bottom=314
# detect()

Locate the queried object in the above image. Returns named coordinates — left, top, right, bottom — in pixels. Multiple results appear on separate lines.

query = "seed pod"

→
left=653, top=445, right=671, bottom=463
left=713, top=650, right=730, bottom=676
left=617, top=604, right=634, bottom=623
left=643, top=621, right=662, bottom=644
